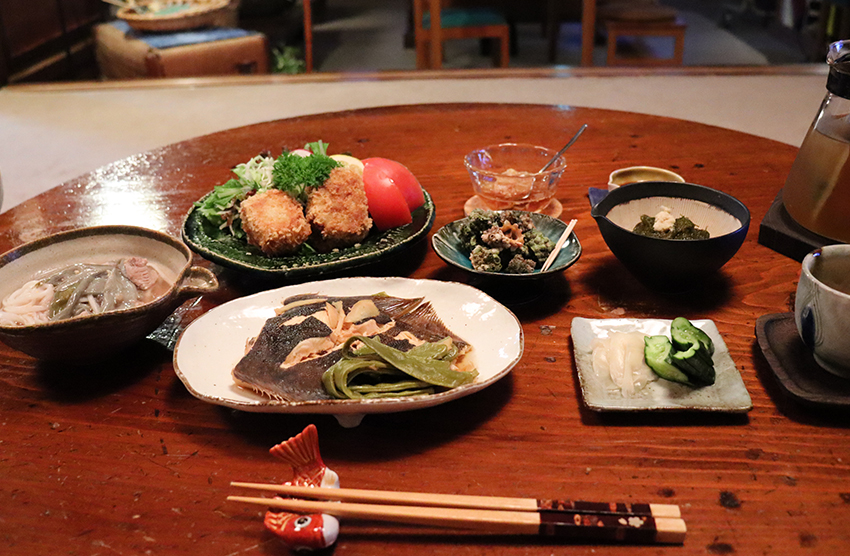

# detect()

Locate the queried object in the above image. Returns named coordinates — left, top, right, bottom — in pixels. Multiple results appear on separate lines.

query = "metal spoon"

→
left=539, top=124, right=588, bottom=173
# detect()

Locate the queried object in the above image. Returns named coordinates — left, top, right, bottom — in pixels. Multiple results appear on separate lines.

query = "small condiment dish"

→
left=590, top=182, right=749, bottom=291
left=608, top=166, right=685, bottom=191
left=431, top=211, right=581, bottom=280
left=0, top=225, right=218, bottom=362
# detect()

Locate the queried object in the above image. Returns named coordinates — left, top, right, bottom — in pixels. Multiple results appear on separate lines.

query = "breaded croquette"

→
left=306, top=165, right=373, bottom=251
left=240, top=189, right=311, bottom=255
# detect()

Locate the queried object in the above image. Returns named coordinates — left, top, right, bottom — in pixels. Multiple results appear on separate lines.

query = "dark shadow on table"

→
left=581, top=258, right=735, bottom=315
left=207, top=372, right=515, bottom=464
left=34, top=341, right=169, bottom=402
left=338, top=527, right=674, bottom=547
left=425, top=265, right=574, bottom=321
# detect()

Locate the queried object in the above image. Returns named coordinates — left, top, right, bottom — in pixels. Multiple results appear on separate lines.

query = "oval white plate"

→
left=173, top=277, right=523, bottom=426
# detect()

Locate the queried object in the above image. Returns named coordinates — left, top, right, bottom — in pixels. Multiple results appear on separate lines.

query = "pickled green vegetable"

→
left=670, top=316, right=715, bottom=356
left=322, top=335, right=477, bottom=399
left=671, top=343, right=716, bottom=386
left=644, top=335, right=692, bottom=385
left=644, top=318, right=717, bottom=388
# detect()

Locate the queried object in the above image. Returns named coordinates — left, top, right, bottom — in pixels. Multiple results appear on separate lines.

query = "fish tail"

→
left=270, top=424, right=324, bottom=469
left=270, top=424, right=338, bottom=487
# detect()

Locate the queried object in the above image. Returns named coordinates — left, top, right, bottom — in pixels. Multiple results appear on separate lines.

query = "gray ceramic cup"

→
left=795, top=244, right=850, bottom=377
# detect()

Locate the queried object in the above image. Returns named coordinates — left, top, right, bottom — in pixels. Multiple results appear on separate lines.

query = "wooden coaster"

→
left=757, top=190, right=839, bottom=262
left=755, top=313, right=850, bottom=409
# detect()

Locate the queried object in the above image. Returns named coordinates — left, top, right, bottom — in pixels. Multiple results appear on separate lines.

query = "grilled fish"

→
left=232, top=294, right=473, bottom=402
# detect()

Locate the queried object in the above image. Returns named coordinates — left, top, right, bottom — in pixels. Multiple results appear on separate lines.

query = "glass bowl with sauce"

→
left=464, top=143, right=567, bottom=218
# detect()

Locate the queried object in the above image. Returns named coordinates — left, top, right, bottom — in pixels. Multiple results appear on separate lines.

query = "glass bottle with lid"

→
left=783, top=40, right=850, bottom=242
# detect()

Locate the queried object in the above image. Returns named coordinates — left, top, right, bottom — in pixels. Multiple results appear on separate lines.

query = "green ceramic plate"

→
left=182, top=190, right=435, bottom=278
left=431, top=211, right=581, bottom=280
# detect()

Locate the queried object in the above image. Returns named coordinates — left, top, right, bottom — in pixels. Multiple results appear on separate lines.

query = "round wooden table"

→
left=1, top=104, right=847, bottom=556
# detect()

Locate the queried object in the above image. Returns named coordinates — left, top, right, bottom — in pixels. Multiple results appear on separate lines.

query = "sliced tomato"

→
left=362, top=173, right=412, bottom=231
left=362, top=158, right=425, bottom=210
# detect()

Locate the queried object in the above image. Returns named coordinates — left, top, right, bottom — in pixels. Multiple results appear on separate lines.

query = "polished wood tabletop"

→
left=1, top=103, right=847, bottom=555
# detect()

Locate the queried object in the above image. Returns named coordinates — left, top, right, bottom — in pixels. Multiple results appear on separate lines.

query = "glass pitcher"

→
left=783, top=40, right=850, bottom=243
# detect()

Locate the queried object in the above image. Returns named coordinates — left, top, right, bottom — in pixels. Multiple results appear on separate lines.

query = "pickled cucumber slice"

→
left=644, top=335, right=692, bottom=385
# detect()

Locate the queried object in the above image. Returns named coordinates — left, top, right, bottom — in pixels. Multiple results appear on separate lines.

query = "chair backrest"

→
left=412, top=0, right=444, bottom=67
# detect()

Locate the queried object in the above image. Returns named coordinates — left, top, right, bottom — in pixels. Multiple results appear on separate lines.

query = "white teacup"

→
left=795, top=244, right=850, bottom=377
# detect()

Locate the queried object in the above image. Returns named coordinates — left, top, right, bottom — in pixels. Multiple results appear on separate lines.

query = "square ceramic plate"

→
left=571, top=317, right=752, bottom=412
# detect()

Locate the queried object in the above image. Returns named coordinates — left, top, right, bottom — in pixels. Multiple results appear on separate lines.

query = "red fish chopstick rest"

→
left=262, top=425, right=340, bottom=551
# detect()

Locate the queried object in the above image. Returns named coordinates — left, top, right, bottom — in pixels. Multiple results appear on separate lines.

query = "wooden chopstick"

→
left=226, top=495, right=686, bottom=544
left=229, top=482, right=680, bottom=518
left=540, top=218, right=578, bottom=272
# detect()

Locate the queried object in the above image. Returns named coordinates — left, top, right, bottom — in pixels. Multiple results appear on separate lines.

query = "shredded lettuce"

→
left=231, top=155, right=276, bottom=190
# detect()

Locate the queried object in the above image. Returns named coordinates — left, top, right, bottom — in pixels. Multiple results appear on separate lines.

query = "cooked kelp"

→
left=232, top=294, right=476, bottom=402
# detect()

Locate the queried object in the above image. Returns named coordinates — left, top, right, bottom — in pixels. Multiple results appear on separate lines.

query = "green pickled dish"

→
left=322, top=335, right=477, bottom=399
left=644, top=335, right=692, bottom=385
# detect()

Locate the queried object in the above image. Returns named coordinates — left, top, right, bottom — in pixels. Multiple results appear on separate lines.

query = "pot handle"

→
left=176, top=266, right=219, bottom=297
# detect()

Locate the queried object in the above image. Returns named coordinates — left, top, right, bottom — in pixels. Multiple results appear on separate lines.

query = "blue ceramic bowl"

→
left=431, top=211, right=581, bottom=280
left=590, top=181, right=750, bottom=291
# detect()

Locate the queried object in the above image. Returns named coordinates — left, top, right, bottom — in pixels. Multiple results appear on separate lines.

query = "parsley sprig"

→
left=272, top=151, right=340, bottom=203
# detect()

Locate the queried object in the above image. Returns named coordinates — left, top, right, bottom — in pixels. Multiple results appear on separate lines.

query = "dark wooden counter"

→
left=1, top=104, right=847, bottom=555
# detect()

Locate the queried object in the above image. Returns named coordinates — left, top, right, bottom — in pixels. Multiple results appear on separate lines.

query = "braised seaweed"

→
left=632, top=215, right=709, bottom=240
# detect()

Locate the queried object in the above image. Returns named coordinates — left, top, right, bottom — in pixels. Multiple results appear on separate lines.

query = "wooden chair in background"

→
left=303, top=0, right=315, bottom=72
left=412, top=0, right=510, bottom=69
left=600, top=1, right=686, bottom=66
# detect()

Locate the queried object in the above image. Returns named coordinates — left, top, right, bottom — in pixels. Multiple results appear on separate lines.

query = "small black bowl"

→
left=590, top=182, right=750, bottom=291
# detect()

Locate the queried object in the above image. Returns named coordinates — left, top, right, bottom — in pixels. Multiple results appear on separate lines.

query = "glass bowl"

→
left=464, top=143, right=567, bottom=216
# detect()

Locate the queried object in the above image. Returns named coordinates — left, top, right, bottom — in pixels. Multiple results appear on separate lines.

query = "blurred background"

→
left=0, top=0, right=838, bottom=84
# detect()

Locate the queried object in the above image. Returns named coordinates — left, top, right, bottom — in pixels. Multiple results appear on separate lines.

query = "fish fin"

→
left=395, top=301, right=469, bottom=348
left=270, top=424, right=330, bottom=483
left=371, top=294, right=424, bottom=318
left=231, top=373, right=291, bottom=402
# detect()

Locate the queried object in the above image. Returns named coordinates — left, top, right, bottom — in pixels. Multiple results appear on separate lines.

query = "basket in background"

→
left=117, top=0, right=234, bottom=32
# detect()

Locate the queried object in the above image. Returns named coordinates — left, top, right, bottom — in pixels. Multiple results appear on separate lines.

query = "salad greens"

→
left=193, top=142, right=340, bottom=239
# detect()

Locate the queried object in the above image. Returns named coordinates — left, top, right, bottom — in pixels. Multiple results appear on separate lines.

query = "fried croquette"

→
left=240, top=189, right=311, bottom=256
left=306, top=165, right=373, bottom=251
